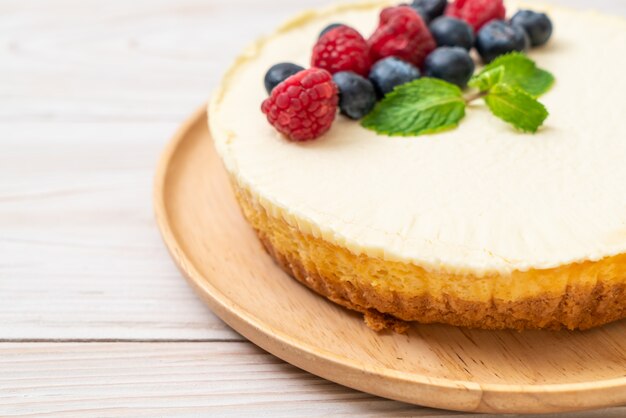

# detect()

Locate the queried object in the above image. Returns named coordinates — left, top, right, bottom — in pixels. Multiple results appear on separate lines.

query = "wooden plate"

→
left=154, top=106, right=626, bottom=414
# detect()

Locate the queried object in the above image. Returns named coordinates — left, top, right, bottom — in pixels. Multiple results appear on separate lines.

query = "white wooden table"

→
left=2, top=0, right=625, bottom=416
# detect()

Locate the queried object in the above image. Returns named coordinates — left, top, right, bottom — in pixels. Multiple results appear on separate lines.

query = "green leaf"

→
left=472, top=52, right=555, bottom=97
left=361, top=78, right=466, bottom=137
left=484, top=83, right=549, bottom=133
left=468, top=66, right=504, bottom=92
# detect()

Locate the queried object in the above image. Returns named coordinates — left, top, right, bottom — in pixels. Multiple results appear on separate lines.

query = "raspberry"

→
left=445, top=0, right=506, bottom=32
left=261, top=68, right=338, bottom=142
left=368, top=6, right=436, bottom=69
left=311, top=26, right=371, bottom=76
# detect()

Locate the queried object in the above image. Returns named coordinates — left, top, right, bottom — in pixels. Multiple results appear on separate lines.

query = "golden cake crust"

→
left=232, top=179, right=626, bottom=331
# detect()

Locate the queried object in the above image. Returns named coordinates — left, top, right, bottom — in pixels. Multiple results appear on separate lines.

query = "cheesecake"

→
left=209, top=0, right=626, bottom=330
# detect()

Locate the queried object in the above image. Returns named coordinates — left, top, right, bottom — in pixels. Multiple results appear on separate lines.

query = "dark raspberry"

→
left=319, top=23, right=346, bottom=39
left=264, top=63, right=305, bottom=94
left=510, top=10, right=553, bottom=47
left=445, top=0, right=506, bottom=32
left=424, top=46, right=475, bottom=87
left=311, top=26, right=371, bottom=76
left=476, top=20, right=529, bottom=63
left=429, top=16, right=474, bottom=50
left=332, top=71, right=377, bottom=120
left=261, top=68, right=338, bottom=142
left=369, top=57, right=421, bottom=98
left=368, top=6, right=436, bottom=69
left=411, top=0, right=448, bottom=22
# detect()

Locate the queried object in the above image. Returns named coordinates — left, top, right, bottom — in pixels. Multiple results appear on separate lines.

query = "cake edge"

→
left=231, top=177, right=626, bottom=331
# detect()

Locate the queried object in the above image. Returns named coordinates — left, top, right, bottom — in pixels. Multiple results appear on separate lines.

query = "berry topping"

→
left=410, top=0, right=448, bottom=22
left=429, top=16, right=474, bottom=50
left=264, top=63, right=305, bottom=94
left=369, top=56, right=421, bottom=98
left=311, top=25, right=371, bottom=76
left=368, top=6, right=436, bottom=69
left=476, top=20, right=529, bottom=63
left=424, top=46, right=475, bottom=87
left=511, top=10, right=553, bottom=47
left=261, top=68, right=338, bottom=141
left=319, top=23, right=346, bottom=39
left=332, top=71, right=377, bottom=120
left=445, top=0, right=506, bottom=32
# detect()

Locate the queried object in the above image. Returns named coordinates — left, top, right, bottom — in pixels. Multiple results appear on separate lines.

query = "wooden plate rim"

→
left=153, top=105, right=626, bottom=413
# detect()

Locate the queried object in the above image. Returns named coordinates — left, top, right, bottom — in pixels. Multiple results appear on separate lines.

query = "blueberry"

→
left=510, top=10, right=553, bottom=47
left=424, top=47, right=475, bottom=88
left=319, top=23, right=345, bottom=39
left=476, top=20, right=530, bottom=63
left=410, top=0, right=447, bottom=22
left=368, top=57, right=421, bottom=98
left=332, top=71, right=377, bottom=120
left=429, top=16, right=474, bottom=50
left=264, top=63, right=305, bottom=94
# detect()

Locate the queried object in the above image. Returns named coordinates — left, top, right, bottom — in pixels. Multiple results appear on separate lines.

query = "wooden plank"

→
left=0, top=0, right=326, bottom=340
left=0, top=342, right=439, bottom=417
left=0, top=122, right=240, bottom=340
left=1, top=342, right=624, bottom=417
left=0, top=0, right=328, bottom=123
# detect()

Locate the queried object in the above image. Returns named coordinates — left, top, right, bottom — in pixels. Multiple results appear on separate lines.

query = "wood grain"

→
left=0, top=0, right=331, bottom=341
left=3, top=342, right=626, bottom=418
left=0, top=342, right=426, bottom=417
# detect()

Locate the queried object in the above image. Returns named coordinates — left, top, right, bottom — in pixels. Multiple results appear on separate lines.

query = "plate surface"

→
left=154, top=106, right=626, bottom=414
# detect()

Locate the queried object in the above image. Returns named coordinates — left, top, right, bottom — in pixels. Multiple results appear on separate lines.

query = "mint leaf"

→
left=361, top=78, right=466, bottom=137
left=484, top=83, right=549, bottom=133
left=472, top=52, right=555, bottom=97
left=468, top=66, right=504, bottom=92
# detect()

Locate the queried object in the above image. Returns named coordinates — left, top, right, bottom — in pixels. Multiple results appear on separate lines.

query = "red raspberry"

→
left=261, top=68, right=338, bottom=142
left=368, top=6, right=436, bottom=69
left=311, top=26, right=371, bottom=76
left=445, top=0, right=506, bottom=32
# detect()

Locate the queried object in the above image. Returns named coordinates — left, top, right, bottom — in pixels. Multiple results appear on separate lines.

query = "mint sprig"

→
left=484, top=84, right=548, bottom=133
left=467, top=66, right=504, bottom=92
left=470, top=53, right=555, bottom=97
left=361, top=78, right=465, bottom=136
left=361, top=53, right=555, bottom=137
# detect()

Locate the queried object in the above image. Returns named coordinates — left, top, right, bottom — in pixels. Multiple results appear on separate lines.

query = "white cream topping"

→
left=210, top=1, right=626, bottom=275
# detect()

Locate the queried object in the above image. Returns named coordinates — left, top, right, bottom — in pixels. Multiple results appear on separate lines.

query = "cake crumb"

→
left=364, top=310, right=410, bottom=334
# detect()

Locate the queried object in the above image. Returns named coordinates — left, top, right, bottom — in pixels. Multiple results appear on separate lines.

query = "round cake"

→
left=209, top=0, right=626, bottom=331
